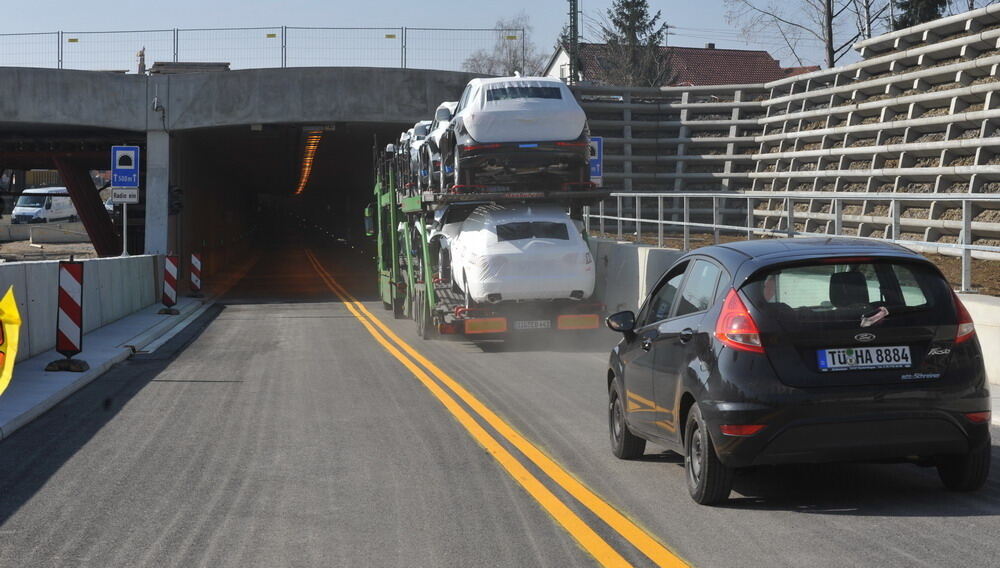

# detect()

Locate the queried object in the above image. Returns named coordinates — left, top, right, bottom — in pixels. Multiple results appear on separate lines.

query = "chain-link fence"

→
left=0, top=26, right=527, bottom=72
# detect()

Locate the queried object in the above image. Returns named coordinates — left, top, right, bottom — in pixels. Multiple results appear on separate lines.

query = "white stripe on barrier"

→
left=58, top=309, right=81, bottom=346
left=191, top=255, right=202, bottom=270
left=165, top=260, right=178, bottom=278
left=61, top=267, right=82, bottom=304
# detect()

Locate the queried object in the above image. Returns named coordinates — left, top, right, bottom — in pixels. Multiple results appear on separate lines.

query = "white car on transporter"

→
left=448, top=203, right=594, bottom=307
left=419, top=101, right=458, bottom=190
left=408, top=120, right=432, bottom=185
left=438, top=77, right=591, bottom=190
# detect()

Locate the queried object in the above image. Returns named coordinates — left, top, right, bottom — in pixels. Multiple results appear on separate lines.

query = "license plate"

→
left=817, top=345, right=911, bottom=372
left=514, top=319, right=552, bottom=330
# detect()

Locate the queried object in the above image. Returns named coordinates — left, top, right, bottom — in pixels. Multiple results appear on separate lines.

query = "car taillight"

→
left=715, top=289, right=764, bottom=354
left=555, top=141, right=588, bottom=147
left=965, top=411, right=991, bottom=424
left=952, top=291, right=975, bottom=343
left=462, top=143, right=501, bottom=151
left=720, top=424, right=766, bottom=436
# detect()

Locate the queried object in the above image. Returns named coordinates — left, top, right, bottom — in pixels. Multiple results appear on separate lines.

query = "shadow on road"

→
left=470, top=330, right=620, bottom=354
left=0, top=305, right=221, bottom=527
left=716, top=441, right=1000, bottom=516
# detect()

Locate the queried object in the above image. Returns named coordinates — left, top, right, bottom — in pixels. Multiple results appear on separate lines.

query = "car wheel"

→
left=684, top=404, right=733, bottom=505
left=463, top=273, right=474, bottom=309
left=439, top=248, right=451, bottom=283
left=937, top=440, right=991, bottom=492
left=608, top=380, right=646, bottom=459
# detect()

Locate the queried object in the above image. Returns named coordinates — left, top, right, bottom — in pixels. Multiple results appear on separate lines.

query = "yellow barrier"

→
left=0, top=287, right=21, bottom=397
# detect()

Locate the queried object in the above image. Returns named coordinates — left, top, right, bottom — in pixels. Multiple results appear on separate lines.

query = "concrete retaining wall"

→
left=0, top=225, right=32, bottom=242
left=0, top=255, right=160, bottom=362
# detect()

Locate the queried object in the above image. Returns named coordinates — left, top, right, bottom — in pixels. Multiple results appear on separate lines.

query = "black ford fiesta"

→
left=605, top=238, right=991, bottom=505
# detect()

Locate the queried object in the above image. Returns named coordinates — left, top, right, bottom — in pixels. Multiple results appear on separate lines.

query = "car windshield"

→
left=486, top=85, right=562, bottom=101
left=742, top=259, right=952, bottom=329
left=15, top=195, right=46, bottom=208
left=496, top=221, right=569, bottom=241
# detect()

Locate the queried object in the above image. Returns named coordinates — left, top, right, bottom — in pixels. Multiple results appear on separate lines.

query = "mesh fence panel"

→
left=177, top=27, right=282, bottom=69
left=0, top=32, right=59, bottom=68
left=285, top=28, right=403, bottom=68
left=61, top=30, right=173, bottom=71
left=405, top=28, right=525, bottom=72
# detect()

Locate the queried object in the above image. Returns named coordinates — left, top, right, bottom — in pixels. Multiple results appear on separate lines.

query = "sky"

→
left=1, top=1, right=833, bottom=69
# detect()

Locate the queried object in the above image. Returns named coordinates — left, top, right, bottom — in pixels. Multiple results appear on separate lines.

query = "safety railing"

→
left=584, top=191, right=1000, bottom=292
left=0, top=26, right=527, bottom=72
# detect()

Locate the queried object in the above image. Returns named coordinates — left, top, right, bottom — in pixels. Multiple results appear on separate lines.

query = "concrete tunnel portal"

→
left=0, top=66, right=483, bottom=283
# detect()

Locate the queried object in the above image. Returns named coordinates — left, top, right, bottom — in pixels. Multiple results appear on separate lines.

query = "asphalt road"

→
left=0, top=234, right=998, bottom=567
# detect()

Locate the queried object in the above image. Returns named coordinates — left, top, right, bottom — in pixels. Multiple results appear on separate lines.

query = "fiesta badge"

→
left=855, top=332, right=876, bottom=342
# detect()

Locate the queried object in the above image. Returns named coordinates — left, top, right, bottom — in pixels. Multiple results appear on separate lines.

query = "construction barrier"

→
left=46, top=261, right=89, bottom=372
left=0, top=287, right=22, bottom=396
left=159, top=255, right=180, bottom=315
left=190, top=252, right=203, bottom=297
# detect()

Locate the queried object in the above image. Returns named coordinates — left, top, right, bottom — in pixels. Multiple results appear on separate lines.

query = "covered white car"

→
left=440, top=77, right=590, bottom=188
left=449, top=204, right=594, bottom=305
left=420, top=101, right=458, bottom=190
left=408, top=120, right=432, bottom=184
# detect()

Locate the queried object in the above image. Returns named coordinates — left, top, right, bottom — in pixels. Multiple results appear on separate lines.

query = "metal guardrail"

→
left=0, top=26, right=527, bottom=72
left=584, top=191, right=1000, bottom=292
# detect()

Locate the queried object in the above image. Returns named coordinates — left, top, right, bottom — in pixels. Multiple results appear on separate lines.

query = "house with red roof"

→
left=544, top=42, right=818, bottom=86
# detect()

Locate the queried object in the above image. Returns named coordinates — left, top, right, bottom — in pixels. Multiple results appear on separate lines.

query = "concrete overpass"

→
left=0, top=66, right=480, bottom=268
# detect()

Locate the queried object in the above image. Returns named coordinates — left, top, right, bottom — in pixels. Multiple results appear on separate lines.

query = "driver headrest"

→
left=829, top=271, right=869, bottom=308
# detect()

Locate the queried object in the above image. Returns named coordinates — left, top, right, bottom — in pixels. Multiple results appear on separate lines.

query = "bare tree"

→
left=726, top=0, right=889, bottom=67
left=461, top=12, right=548, bottom=76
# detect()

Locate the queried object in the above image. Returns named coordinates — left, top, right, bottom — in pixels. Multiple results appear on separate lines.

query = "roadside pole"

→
left=110, top=145, right=141, bottom=256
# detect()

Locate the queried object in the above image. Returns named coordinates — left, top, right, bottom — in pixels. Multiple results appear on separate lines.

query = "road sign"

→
left=111, top=188, right=139, bottom=204
left=111, top=145, right=140, bottom=188
left=589, top=136, right=603, bottom=187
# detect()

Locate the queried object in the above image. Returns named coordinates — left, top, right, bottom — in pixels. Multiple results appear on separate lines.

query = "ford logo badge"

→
left=855, top=333, right=876, bottom=342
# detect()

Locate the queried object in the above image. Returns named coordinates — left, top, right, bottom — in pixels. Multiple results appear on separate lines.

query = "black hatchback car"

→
left=605, top=238, right=991, bottom=505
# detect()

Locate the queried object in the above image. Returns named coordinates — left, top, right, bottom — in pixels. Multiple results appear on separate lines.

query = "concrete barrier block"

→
left=24, top=261, right=58, bottom=358
left=0, top=225, right=32, bottom=242
left=638, top=247, right=684, bottom=302
left=28, top=222, right=89, bottom=244
left=0, top=263, right=31, bottom=362
left=958, top=293, right=1000, bottom=386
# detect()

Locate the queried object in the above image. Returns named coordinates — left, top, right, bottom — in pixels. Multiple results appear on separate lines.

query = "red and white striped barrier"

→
left=162, top=254, right=178, bottom=310
left=190, top=252, right=202, bottom=296
left=56, top=261, right=83, bottom=357
left=46, top=260, right=89, bottom=372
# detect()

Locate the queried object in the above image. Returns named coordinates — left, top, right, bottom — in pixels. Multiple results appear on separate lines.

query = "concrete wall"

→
left=0, top=225, right=32, bottom=242
left=0, top=67, right=484, bottom=132
left=0, top=255, right=160, bottom=362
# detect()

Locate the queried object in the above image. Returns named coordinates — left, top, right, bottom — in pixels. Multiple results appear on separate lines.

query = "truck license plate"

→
left=514, top=320, right=552, bottom=330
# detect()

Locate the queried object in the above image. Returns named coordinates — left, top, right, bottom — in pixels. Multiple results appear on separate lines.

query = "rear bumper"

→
left=457, top=140, right=589, bottom=177
left=702, top=399, right=991, bottom=468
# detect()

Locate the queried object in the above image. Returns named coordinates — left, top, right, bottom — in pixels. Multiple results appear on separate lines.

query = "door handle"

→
left=641, top=337, right=653, bottom=351
left=679, top=328, right=695, bottom=343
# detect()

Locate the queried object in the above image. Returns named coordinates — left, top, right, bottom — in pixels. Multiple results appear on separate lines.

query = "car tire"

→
left=464, top=275, right=474, bottom=309
left=439, top=248, right=451, bottom=283
left=685, top=404, right=733, bottom=505
left=608, top=380, right=646, bottom=459
left=937, top=440, right=991, bottom=492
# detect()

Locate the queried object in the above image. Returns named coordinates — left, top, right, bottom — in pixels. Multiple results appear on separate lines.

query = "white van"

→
left=11, top=187, right=77, bottom=224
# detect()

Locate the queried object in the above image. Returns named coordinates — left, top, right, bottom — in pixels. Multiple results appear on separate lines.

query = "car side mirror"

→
left=606, top=311, right=635, bottom=333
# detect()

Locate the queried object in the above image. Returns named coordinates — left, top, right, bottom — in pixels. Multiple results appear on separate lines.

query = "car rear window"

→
left=743, top=259, right=952, bottom=328
left=486, top=86, right=563, bottom=101
left=496, top=221, right=569, bottom=241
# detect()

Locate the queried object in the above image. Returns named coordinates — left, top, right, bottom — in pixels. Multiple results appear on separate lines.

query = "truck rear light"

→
left=462, top=143, right=501, bottom=151
left=555, top=141, right=588, bottom=147
left=557, top=314, right=599, bottom=330
left=952, top=291, right=976, bottom=343
left=450, top=185, right=487, bottom=194
left=715, top=289, right=764, bottom=354
left=964, top=411, right=991, bottom=423
left=720, top=424, right=766, bottom=436
left=464, top=317, right=508, bottom=334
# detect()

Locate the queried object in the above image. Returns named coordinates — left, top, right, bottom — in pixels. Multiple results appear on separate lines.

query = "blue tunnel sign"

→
left=111, top=146, right=140, bottom=188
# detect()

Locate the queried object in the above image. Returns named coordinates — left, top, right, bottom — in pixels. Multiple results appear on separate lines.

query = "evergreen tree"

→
left=598, top=0, right=674, bottom=86
left=893, top=0, right=949, bottom=30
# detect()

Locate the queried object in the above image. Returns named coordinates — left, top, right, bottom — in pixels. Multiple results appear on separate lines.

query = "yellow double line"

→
left=305, top=250, right=688, bottom=568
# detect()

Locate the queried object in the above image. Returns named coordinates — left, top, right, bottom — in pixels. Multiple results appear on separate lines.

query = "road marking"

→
left=304, top=251, right=632, bottom=568
left=305, top=250, right=689, bottom=568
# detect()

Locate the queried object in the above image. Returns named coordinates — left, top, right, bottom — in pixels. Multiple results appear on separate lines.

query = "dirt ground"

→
left=0, top=240, right=97, bottom=262
left=592, top=230, right=1000, bottom=297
